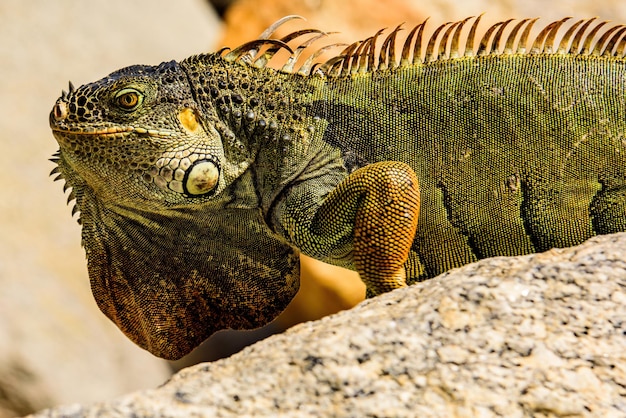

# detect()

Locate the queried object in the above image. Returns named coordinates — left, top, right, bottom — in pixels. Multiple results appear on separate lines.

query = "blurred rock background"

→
left=0, top=1, right=219, bottom=416
left=1, top=0, right=625, bottom=416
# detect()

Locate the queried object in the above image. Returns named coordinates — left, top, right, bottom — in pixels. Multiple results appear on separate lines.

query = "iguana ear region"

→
left=83, top=207, right=300, bottom=360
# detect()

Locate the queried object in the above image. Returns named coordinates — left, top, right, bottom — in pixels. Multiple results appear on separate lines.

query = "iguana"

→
left=49, top=15, right=626, bottom=359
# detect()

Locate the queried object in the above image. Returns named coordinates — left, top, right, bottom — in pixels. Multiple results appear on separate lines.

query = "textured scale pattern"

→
left=49, top=16, right=626, bottom=359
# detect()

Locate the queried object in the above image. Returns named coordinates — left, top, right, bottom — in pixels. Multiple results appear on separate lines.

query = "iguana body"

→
left=50, top=16, right=626, bottom=359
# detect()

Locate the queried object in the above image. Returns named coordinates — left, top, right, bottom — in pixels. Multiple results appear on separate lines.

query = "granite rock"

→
left=31, top=233, right=626, bottom=417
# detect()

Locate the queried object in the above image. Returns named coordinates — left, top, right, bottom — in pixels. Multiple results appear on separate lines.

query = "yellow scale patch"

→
left=178, top=108, right=200, bottom=133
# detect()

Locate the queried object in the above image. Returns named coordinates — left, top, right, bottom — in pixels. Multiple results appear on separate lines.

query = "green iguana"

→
left=49, top=15, right=626, bottom=359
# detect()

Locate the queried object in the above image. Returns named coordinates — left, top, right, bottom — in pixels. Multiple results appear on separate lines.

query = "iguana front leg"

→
left=277, top=161, right=420, bottom=296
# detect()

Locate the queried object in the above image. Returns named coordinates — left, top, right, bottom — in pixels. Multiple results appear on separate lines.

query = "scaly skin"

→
left=50, top=16, right=626, bottom=359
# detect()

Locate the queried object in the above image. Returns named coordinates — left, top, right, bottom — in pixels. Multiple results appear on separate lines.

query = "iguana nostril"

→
left=53, top=101, right=68, bottom=121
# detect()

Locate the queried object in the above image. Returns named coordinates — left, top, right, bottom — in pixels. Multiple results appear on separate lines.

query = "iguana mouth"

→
left=52, top=126, right=179, bottom=139
left=51, top=122, right=178, bottom=139
left=51, top=125, right=134, bottom=135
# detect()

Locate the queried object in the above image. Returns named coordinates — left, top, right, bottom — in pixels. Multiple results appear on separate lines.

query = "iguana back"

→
left=306, top=40, right=626, bottom=279
left=49, top=16, right=626, bottom=359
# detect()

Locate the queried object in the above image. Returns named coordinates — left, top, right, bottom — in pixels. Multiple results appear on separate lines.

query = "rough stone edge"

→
left=28, top=232, right=626, bottom=417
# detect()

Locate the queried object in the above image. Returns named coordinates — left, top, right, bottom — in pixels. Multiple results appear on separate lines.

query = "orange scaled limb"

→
left=350, top=161, right=420, bottom=294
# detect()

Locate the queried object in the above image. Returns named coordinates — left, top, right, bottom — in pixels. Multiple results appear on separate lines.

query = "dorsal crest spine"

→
left=220, top=15, right=626, bottom=77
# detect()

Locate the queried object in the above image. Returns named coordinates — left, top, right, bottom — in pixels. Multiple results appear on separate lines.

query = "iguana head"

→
left=49, top=60, right=254, bottom=207
left=49, top=59, right=300, bottom=360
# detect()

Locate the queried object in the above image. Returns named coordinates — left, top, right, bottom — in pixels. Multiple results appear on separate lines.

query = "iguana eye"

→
left=114, top=88, right=143, bottom=111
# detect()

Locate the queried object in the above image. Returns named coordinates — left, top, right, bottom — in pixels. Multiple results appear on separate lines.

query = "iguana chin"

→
left=49, top=15, right=626, bottom=360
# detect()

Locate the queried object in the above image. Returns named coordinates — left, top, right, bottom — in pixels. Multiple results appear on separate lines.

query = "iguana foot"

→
left=349, top=161, right=420, bottom=295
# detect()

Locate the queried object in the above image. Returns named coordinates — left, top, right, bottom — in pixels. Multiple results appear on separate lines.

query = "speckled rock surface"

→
left=31, top=233, right=626, bottom=417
